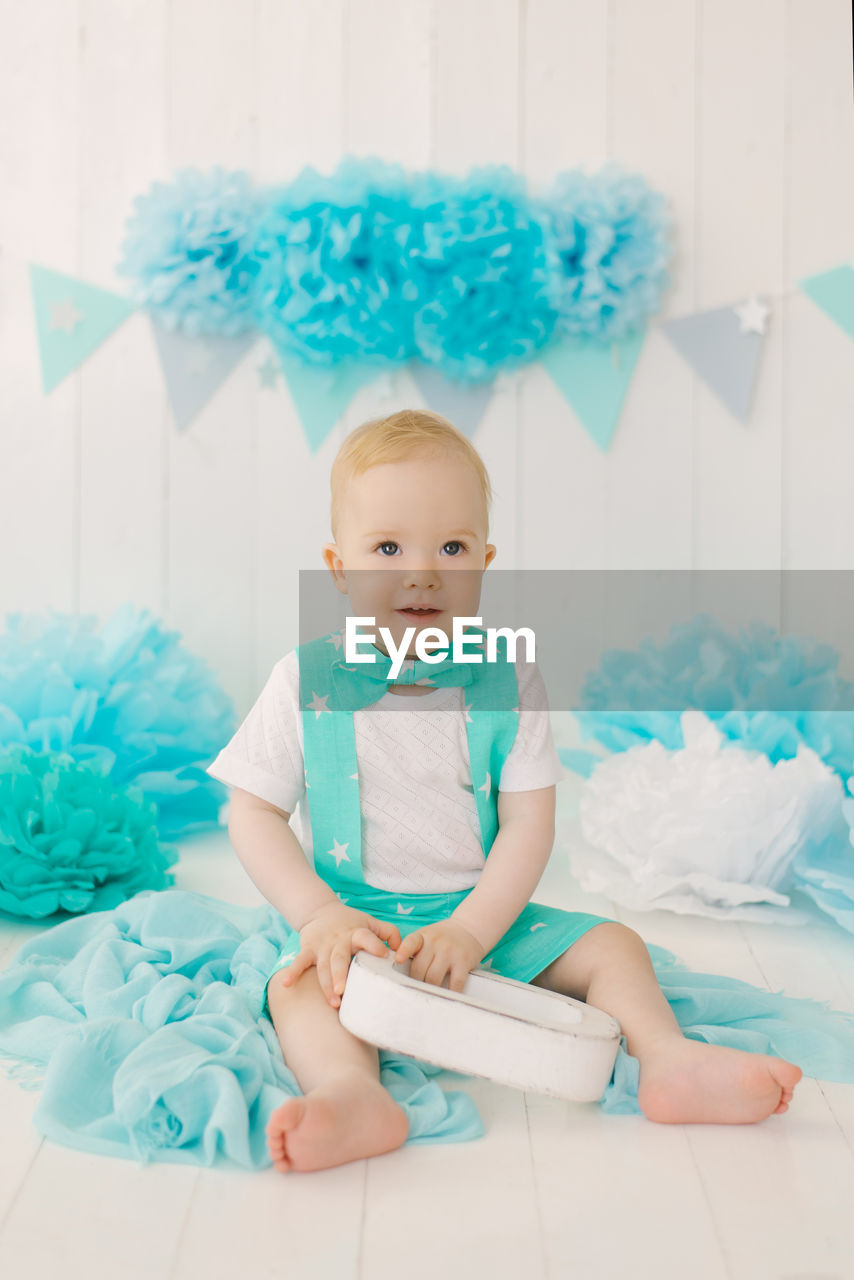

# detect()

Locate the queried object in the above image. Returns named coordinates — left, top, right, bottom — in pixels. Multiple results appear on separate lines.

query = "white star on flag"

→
left=733, top=295, right=770, bottom=335
left=306, top=690, right=331, bottom=719
left=326, top=631, right=344, bottom=650
left=256, top=355, right=279, bottom=388
left=327, top=838, right=350, bottom=867
left=396, top=903, right=414, bottom=915
left=49, top=297, right=84, bottom=335
left=529, top=922, right=547, bottom=932
left=477, top=772, right=491, bottom=799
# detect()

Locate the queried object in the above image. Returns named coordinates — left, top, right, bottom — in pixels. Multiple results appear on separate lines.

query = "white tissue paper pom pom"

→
left=568, top=710, right=845, bottom=923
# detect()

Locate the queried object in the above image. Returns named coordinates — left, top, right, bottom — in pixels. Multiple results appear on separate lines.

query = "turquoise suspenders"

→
left=297, top=628, right=518, bottom=905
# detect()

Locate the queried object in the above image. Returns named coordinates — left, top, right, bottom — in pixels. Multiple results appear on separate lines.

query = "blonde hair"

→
left=330, top=408, right=493, bottom=542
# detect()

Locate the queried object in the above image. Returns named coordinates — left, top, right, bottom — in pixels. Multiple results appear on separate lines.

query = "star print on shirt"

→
left=477, top=772, right=491, bottom=800
left=326, top=631, right=344, bottom=650
left=463, top=701, right=473, bottom=723
left=306, top=690, right=331, bottom=719
left=529, top=922, right=547, bottom=932
left=396, top=903, right=414, bottom=915
left=327, top=838, right=350, bottom=867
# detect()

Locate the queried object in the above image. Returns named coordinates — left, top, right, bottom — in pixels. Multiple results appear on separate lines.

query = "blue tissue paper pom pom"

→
left=0, top=604, right=236, bottom=838
left=540, top=161, right=673, bottom=341
left=407, top=165, right=560, bottom=383
left=576, top=615, right=854, bottom=776
left=0, top=744, right=177, bottom=919
left=253, top=156, right=418, bottom=368
left=116, top=166, right=263, bottom=337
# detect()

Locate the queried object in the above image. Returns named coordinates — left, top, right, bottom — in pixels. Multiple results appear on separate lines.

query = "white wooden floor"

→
left=2, top=791, right=854, bottom=1280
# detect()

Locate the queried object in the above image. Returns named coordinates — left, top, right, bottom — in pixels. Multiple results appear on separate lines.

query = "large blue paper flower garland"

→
left=0, top=604, right=236, bottom=840
left=117, top=156, right=673, bottom=384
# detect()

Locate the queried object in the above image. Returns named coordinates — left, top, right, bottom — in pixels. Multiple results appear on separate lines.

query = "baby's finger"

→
left=329, top=941, right=353, bottom=996
left=315, top=953, right=336, bottom=1006
left=352, top=927, right=389, bottom=959
left=395, top=931, right=424, bottom=964
left=421, top=952, right=451, bottom=989
left=279, top=948, right=313, bottom=986
left=448, top=963, right=469, bottom=994
left=369, top=917, right=402, bottom=951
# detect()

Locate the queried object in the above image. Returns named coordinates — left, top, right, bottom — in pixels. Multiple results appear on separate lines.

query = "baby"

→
left=208, top=408, right=802, bottom=1174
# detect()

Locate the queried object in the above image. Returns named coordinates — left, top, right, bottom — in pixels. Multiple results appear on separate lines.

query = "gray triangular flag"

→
left=151, top=321, right=259, bottom=430
left=409, top=362, right=494, bottom=437
left=660, top=299, right=768, bottom=421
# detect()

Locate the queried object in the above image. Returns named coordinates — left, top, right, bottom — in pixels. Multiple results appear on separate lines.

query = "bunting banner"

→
left=659, top=296, right=770, bottom=422
left=272, top=346, right=384, bottom=453
left=150, top=322, right=259, bottom=431
left=25, top=259, right=853, bottom=451
left=408, top=362, right=496, bottom=438
left=30, top=264, right=137, bottom=394
left=539, top=328, right=647, bottom=451
left=797, top=264, right=854, bottom=340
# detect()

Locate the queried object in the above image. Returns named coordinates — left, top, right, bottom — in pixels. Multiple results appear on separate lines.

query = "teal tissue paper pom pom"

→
left=116, top=166, right=264, bottom=337
left=576, top=614, right=854, bottom=776
left=407, top=164, right=560, bottom=384
left=0, top=603, right=236, bottom=838
left=253, top=155, right=418, bottom=368
left=539, top=161, right=673, bottom=341
left=0, top=745, right=177, bottom=919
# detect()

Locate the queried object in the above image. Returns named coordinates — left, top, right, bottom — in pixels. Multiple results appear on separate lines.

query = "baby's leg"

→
left=532, top=922, right=803, bottom=1125
left=265, top=965, right=408, bottom=1172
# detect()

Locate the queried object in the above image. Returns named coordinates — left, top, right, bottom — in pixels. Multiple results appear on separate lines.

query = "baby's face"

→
left=322, top=452, right=496, bottom=658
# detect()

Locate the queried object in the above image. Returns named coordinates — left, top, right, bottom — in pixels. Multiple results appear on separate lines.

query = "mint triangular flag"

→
left=797, top=264, right=854, bottom=339
left=539, top=328, right=646, bottom=450
left=30, top=264, right=137, bottom=393
left=273, top=346, right=383, bottom=452
left=660, top=302, right=766, bottom=421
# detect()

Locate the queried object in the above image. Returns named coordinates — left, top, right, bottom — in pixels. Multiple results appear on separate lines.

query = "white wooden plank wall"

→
left=1, top=0, right=852, bottom=717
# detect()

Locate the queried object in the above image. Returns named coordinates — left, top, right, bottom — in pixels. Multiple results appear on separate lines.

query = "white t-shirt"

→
left=207, top=648, right=567, bottom=893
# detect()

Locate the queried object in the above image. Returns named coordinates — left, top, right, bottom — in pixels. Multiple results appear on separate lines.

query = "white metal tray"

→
left=339, top=951, right=621, bottom=1102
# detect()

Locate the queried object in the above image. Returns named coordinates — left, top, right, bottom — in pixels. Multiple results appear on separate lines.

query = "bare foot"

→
left=265, top=1068, right=409, bottom=1172
left=636, top=1036, right=803, bottom=1125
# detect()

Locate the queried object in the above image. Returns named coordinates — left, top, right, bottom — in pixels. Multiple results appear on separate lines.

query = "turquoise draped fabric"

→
left=2, top=887, right=854, bottom=1167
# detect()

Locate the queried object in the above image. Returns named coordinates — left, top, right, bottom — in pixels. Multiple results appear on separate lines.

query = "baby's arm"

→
left=395, top=785, right=556, bottom=988
left=228, top=787, right=401, bottom=1005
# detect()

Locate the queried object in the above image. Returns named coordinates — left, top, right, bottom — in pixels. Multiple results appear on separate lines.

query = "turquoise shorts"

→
left=262, top=885, right=615, bottom=1020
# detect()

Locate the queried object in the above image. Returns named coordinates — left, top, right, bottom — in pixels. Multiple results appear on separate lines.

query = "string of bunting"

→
left=24, top=155, right=854, bottom=450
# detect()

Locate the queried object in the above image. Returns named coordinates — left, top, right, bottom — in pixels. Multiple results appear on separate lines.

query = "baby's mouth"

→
left=396, top=607, right=442, bottom=620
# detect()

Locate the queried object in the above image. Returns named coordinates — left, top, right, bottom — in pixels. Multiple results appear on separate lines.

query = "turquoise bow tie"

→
left=330, top=630, right=484, bottom=711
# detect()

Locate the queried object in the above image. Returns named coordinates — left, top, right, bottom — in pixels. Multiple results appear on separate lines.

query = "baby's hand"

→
left=394, top=919, right=486, bottom=993
left=279, top=902, right=402, bottom=1008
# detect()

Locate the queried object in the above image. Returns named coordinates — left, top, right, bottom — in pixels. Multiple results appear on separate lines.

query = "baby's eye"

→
left=376, top=541, right=399, bottom=556
left=442, top=541, right=467, bottom=556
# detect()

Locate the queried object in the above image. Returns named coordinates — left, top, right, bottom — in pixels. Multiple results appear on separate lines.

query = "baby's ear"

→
left=321, top=542, right=348, bottom=592
left=484, top=543, right=497, bottom=568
